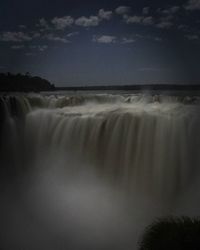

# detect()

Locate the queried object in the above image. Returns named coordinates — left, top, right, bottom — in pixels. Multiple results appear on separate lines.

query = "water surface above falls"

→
left=0, top=92, right=200, bottom=250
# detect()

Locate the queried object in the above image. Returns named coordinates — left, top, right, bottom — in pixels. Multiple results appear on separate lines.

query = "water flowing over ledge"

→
left=0, top=92, right=200, bottom=250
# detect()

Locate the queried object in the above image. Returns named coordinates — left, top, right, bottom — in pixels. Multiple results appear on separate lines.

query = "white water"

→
left=0, top=93, right=200, bottom=249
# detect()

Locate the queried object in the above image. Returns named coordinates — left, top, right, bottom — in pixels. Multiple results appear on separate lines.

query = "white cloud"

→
left=32, top=32, right=41, bottom=38
left=38, top=18, right=49, bottom=30
left=154, top=37, right=162, bottom=42
left=143, top=16, right=154, bottom=25
left=38, top=45, right=48, bottom=51
left=185, top=34, right=199, bottom=40
left=125, top=15, right=154, bottom=25
left=178, top=24, right=189, bottom=31
left=160, top=6, right=180, bottom=14
left=169, top=6, right=180, bottom=13
left=51, top=16, right=74, bottom=30
left=185, top=0, right=200, bottom=10
left=11, top=45, right=25, bottom=49
left=155, top=7, right=178, bottom=29
left=138, top=67, right=165, bottom=72
left=93, top=35, right=116, bottom=44
left=161, top=15, right=174, bottom=21
left=0, top=32, right=32, bottom=42
left=121, top=38, right=135, bottom=44
left=45, top=34, right=69, bottom=43
left=156, top=21, right=173, bottom=29
left=30, top=45, right=48, bottom=51
left=66, top=32, right=79, bottom=37
left=134, top=34, right=162, bottom=42
left=75, top=16, right=100, bottom=27
left=98, top=9, right=113, bottom=20
left=25, top=52, right=35, bottom=56
left=115, top=6, right=131, bottom=15
left=126, top=15, right=143, bottom=24
left=19, top=25, right=26, bottom=29
left=29, top=45, right=37, bottom=49
left=142, top=7, right=150, bottom=15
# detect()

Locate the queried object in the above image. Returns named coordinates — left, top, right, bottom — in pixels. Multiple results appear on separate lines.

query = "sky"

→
left=0, top=0, right=200, bottom=86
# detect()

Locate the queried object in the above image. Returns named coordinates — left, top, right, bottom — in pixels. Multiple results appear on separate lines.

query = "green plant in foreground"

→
left=139, top=216, right=200, bottom=250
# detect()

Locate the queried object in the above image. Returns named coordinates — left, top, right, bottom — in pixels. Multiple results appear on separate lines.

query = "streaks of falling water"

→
left=0, top=93, right=200, bottom=250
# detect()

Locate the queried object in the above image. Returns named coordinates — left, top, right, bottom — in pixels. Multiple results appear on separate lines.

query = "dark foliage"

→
left=56, top=84, right=200, bottom=91
left=139, top=216, right=200, bottom=250
left=0, top=72, right=55, bottom=92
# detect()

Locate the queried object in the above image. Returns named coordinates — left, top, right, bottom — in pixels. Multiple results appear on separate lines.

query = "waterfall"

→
left=1, top=93, right=200, bottom=250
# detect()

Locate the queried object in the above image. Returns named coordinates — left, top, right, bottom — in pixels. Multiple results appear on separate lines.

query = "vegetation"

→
left=1, top=72, right=199, bottom=92
left=0, top=72, right=55, bottom=92
left=56, top=84, right=200, bottom=91
left=139, top=216, right=200, bottom=250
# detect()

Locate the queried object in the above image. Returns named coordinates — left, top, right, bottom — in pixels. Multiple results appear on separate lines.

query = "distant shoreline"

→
left=1, top=72, right=200, bottom=93
left=55, top=84, right=200, bottom=91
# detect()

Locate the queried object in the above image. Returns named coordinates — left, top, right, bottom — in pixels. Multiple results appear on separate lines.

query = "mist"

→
left=1, top=93, right=200, bottom=249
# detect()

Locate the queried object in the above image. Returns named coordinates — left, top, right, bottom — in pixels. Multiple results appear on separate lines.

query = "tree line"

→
left=0, top=72, right=55, bottom=92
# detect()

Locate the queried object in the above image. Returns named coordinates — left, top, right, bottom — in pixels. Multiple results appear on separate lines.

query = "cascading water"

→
left=0, top=92, right=200, bottom=250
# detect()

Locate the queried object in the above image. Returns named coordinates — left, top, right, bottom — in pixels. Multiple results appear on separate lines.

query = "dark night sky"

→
left=0, top=0, right=200, bottom=86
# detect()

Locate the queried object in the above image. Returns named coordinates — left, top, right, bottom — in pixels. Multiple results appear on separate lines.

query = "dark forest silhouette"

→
left=1, top=72, right=200, bottom=92
left=0, top=72, right=55, bottom=92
